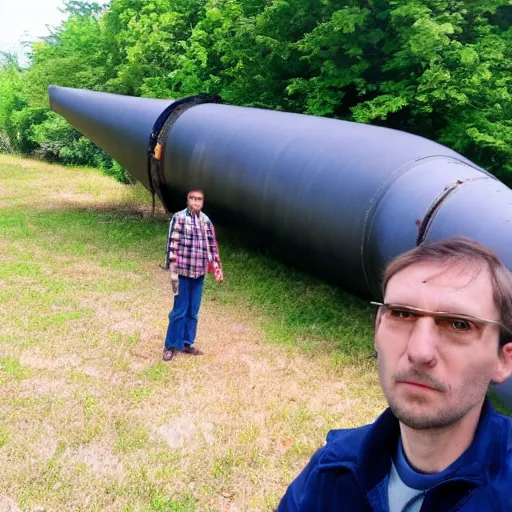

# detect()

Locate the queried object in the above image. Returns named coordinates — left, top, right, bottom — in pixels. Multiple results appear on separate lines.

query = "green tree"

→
left=1, top=0, right=510, bottom=185
left=103, top=0, right=208, bottom=97
left=24, top=0, right=112, bottom=106
left=0, top=53, right=28, bottom=152
left=288, top=0, right=511, bottom=184
left=13, top=1, right=134, bottom=180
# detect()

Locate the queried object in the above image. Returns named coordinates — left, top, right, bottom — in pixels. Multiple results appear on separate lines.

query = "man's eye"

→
left=389, top=309, right=412, bottom=319
left=447, top=318, right=472, bottom=331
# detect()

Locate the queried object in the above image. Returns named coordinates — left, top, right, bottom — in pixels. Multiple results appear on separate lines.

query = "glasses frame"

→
left=369, top=301, right=506, bottom=331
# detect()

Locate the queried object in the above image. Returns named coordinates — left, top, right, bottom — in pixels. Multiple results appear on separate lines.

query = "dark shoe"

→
left=183, top=345, right=203, bottom=356
left=163, top=349, right=176, bottom=361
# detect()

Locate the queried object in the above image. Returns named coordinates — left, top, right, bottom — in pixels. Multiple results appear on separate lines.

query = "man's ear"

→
left=373, top=309, right=383, bottom=352
left=492, top=342, right=512, bottom=384
left=375, top=308, right=383, bottom=330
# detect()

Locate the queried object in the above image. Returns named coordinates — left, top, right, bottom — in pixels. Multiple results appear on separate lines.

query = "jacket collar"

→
left=317, top=398, right=510, bottom=492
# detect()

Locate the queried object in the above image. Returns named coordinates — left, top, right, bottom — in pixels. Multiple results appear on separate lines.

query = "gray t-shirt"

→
left=388, top=438, right=465, bottom=512
left=388, top=460, right=424, bottom=512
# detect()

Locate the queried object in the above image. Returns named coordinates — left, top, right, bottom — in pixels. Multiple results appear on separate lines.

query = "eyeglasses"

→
left=370, top=301, right=505, bottom=339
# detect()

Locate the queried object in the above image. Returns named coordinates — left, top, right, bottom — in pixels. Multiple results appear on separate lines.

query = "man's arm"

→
left=205, top=220, right=223, bottom=282
left=206, top=220, right=221, bottom=266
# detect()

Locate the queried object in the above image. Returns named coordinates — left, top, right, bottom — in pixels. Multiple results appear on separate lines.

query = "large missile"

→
left=48, top=85, right=512, bottom=408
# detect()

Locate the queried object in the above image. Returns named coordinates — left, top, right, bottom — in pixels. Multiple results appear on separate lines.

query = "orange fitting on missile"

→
left=154, top=143, right=163, bottom=160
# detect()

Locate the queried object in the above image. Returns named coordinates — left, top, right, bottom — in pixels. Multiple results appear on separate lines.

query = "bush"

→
left=10, top=107, right=48, bottom=154
left=31, top=113, right=134, bottom=183
left=101, top=160, right=136, bottom=185
left=0, top=132, right=12, bottom=153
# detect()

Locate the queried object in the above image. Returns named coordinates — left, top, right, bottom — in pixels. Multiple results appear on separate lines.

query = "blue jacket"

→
left=277, top=400, right=512, bottom=511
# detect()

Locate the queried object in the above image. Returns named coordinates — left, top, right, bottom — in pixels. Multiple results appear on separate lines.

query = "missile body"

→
left=49, top=85, right=512, bottom=407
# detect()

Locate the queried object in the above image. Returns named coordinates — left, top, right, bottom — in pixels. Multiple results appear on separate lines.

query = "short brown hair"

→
left=382, top=237, right=512, bottom=347
left=188, top=189, right=204, bottom=199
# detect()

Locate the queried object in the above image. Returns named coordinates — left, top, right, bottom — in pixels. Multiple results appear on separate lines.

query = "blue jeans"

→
left=164, top=275, right=205, bottom=351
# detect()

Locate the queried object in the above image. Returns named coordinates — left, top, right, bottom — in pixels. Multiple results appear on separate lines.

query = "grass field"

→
left=0, top=154, right=384, bottom=511
left=0, top=154, right=509, bottom=512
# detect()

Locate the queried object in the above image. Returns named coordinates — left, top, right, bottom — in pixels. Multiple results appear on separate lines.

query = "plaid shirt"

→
left=168, top=208, right=221, bottom=279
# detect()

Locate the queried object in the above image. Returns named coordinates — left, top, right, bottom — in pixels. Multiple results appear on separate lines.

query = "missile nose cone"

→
left=48, top=85, right=174, bottom=188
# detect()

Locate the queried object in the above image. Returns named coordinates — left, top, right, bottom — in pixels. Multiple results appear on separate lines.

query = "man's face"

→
left=375, top=260, right=510, bottom=430
left=187, top=191, right=204, bottom=213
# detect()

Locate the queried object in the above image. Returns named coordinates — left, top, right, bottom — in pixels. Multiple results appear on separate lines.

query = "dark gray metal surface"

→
left=162, top=103, right=497, bottom=296
left=48, top=85, right=173, bottom=189
left=48, top=85, right=512, bottom=408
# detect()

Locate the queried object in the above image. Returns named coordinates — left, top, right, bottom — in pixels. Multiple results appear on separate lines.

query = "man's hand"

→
left=213, top=263, right=224, bottom=283
left=171, top=272, right=179, bottom=295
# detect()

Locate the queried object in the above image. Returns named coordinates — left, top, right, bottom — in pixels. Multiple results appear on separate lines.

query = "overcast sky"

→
left=0, top=0, right=107, bottom=66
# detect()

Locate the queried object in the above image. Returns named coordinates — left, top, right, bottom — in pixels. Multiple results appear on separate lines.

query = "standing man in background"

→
left=163, top=189, right=223, bottom=361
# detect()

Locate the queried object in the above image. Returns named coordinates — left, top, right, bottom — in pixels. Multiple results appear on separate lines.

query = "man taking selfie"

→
left=278, top=237, right=512, bottom=511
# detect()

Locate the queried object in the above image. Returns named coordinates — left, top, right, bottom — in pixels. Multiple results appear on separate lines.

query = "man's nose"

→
left=406, top=317, right=438, bottom=367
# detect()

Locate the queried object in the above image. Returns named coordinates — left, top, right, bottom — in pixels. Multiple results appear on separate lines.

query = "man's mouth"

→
left=398, top=380, right=438, bottom=391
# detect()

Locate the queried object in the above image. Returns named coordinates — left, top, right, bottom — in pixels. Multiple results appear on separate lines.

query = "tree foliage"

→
left=0, top=0, right=510, bottom=185
left=0, top=53, right=27, bottom=152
